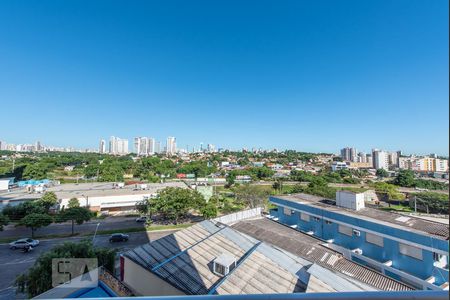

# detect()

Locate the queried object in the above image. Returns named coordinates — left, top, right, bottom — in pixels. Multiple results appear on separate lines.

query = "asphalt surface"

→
left=0, top=216, right=144, bottom=240
left=0, top=230, right=176, bottom=299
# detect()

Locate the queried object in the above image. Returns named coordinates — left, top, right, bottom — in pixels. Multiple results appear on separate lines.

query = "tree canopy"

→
left=16, top=240, right=116, bottom=298
left=20, top=213, right=53, bottom=238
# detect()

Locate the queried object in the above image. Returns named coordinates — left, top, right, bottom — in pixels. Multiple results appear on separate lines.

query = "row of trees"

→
left=1, top=192, right=92, bottom=237
left=393, top=170, right=449, bottom=190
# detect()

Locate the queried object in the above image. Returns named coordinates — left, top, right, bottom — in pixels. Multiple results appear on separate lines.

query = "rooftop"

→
left=232, top=218, right=412, bottom=291
left=0, top=181, right=186, bottom=203
left=123, top=218, right=412, bottom=296
left=272, top=193, right=449, bottom=240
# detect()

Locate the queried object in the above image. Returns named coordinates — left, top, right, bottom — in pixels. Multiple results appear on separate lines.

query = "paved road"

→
left=0, top=216, right=144, bottom=240
left=0, top=230, right=176, bottom=299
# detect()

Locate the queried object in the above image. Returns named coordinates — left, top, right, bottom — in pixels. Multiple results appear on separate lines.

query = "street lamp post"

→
left=92, top=223, right=101, bottom=245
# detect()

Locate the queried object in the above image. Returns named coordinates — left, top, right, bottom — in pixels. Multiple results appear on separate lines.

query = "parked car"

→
left=135, top=216, right=148, bottom=223
left=9, top=238, right=39, bottom=250
left=109, top=233, right=129, bottom=243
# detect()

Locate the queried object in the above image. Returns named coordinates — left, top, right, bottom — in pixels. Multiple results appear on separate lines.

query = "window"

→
left=399, top=243, right=423, bottom=260
left=338, top=225, right=352, bottom=236
left=283, top=207, right=292, bottom=216
left=325, top=220, right=332, bottom=225
left=366, top=232, right=384, bottom=247
left=300, top=213, right=310, bottom=222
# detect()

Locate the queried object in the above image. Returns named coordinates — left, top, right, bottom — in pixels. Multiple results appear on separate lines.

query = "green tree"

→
left=393, top=169, right=415, bottom=187
left=272, top=180, right=284, bottom=193
left=200, top=202, right=218, bottom=219
left=376, top=168, right=389, bottom=178
left=57, top=207, right=92, bottom=235
left=37, top=192, right=58, bottom=210
left=234, top=184, right=269, bottom=208
left=372, top=182, right=405, bottom=200
left=22, top=163, right=48, bottom=180
left=0, top=213, right=9, bottom=231
left=250, top=166, right=275, bottom=180
left=83, top=164, right=100, bottom=178
left=20, top=213, right=53, bottom=238
left=67, top=197, right=80, bottom=208
left=153, top=187, right=206, bottom=223
left=412, top=192, right=449, bottom=214
left=15, top=240, right=116, bottom=298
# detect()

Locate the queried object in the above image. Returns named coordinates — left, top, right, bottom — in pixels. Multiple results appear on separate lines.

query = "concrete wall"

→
left=269, top=196, right=449, bottom=288
left=123, top=256, right=185, bottom=296
left=0, top=180, right=9, bottom=191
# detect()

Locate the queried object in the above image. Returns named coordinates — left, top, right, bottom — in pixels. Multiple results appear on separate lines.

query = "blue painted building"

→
left=269, top=192, right=449, bottom=291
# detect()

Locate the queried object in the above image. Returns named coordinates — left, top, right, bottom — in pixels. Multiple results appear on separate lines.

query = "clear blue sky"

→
left=0, top=0, right=448, bottom=155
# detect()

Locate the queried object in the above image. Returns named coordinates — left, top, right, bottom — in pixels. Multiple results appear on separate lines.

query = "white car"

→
left=9, top=238, right=39, bottom=249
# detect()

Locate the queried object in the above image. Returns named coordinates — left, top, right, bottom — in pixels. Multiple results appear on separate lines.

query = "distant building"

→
left=331, top=161, right=348, bottom=171
left=35, top=141, right=42, bottom=152
left=372, top=149, right=389, bottom=170
left=99, top=139, right=106, bottom=154
left=134, top=137, right=149, bottom=156
left=399, top=156, right=449, bottom=173
left=348, top=162, right=372, bottom=169
left=340, top=147, right=357, bottom=162
left=109, top=136, right=128, bottom=155
left=166, top=136, right=177, bottom=155
left=207, top=143, right=216, bottom=153
left=154, top=141, right=161, bottom=154
left=148, top=137, right=156, bottom=154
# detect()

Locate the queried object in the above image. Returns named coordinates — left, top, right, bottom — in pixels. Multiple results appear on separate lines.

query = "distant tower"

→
left=99, top=139, right=106, bottom=154
left=166, top=137, right=177, bottom=155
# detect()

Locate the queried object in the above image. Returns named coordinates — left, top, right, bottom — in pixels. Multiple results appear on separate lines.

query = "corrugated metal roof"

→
left=232, top=218, right=413, bottom=291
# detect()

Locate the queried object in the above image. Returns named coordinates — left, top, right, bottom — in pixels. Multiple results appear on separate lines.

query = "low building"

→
left=0, top=177, right=14, bottom=191
left=120, top=214, right=413, bottom=297
left=331, top=162, right=348, bottom=171
left=268, top=193, right=449, bottom=290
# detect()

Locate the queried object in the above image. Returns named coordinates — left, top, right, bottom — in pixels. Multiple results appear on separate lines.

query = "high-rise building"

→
left=134, top=137, right=149, bottom=156
left=99, top=139, right=106, bottom=154
left=109, top=136, right=129, bottom=155
left=148, top=138, right=156, bottom=155
left=207, top=144, right=216, bottom=153
left=155, top=141, right=161, bottom=154
left=340, top=147, right=357, bottom=162
left=166, top=137, right=177, bottom=155
left=372, top=149, right=389, bottom=170
left=388, top=151, right=400, bottom=168
left=35, top=141, right=42, bottom=152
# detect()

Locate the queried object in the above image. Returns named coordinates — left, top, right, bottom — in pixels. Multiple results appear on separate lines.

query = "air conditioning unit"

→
left=213, top=253, right=236, bottom=277
left=352, top=248, right=363, bottom=255
left=352, top=230, right=361, bottom=237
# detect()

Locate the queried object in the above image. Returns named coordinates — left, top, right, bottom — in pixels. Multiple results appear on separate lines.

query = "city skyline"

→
left=1, top=136, right=450, bottom=157
left=0, top=1, right=448, bottom=155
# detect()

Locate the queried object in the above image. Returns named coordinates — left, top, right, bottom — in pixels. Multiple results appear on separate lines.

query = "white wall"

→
left=0, top=180, right=9, bottom=191
left=123, top=257, right=185, bottom=296
left=336, top=191, right=365, bottom=211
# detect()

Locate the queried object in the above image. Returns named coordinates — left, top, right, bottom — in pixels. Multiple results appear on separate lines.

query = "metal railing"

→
left=74, top=291, right=447, bottom=300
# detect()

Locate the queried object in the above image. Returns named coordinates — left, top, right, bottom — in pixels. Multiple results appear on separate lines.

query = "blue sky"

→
left=0, top=0, right=448, bottom=155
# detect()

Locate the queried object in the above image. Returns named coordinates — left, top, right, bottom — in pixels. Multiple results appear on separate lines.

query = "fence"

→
left=214, top=207, right=262, bottom=225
